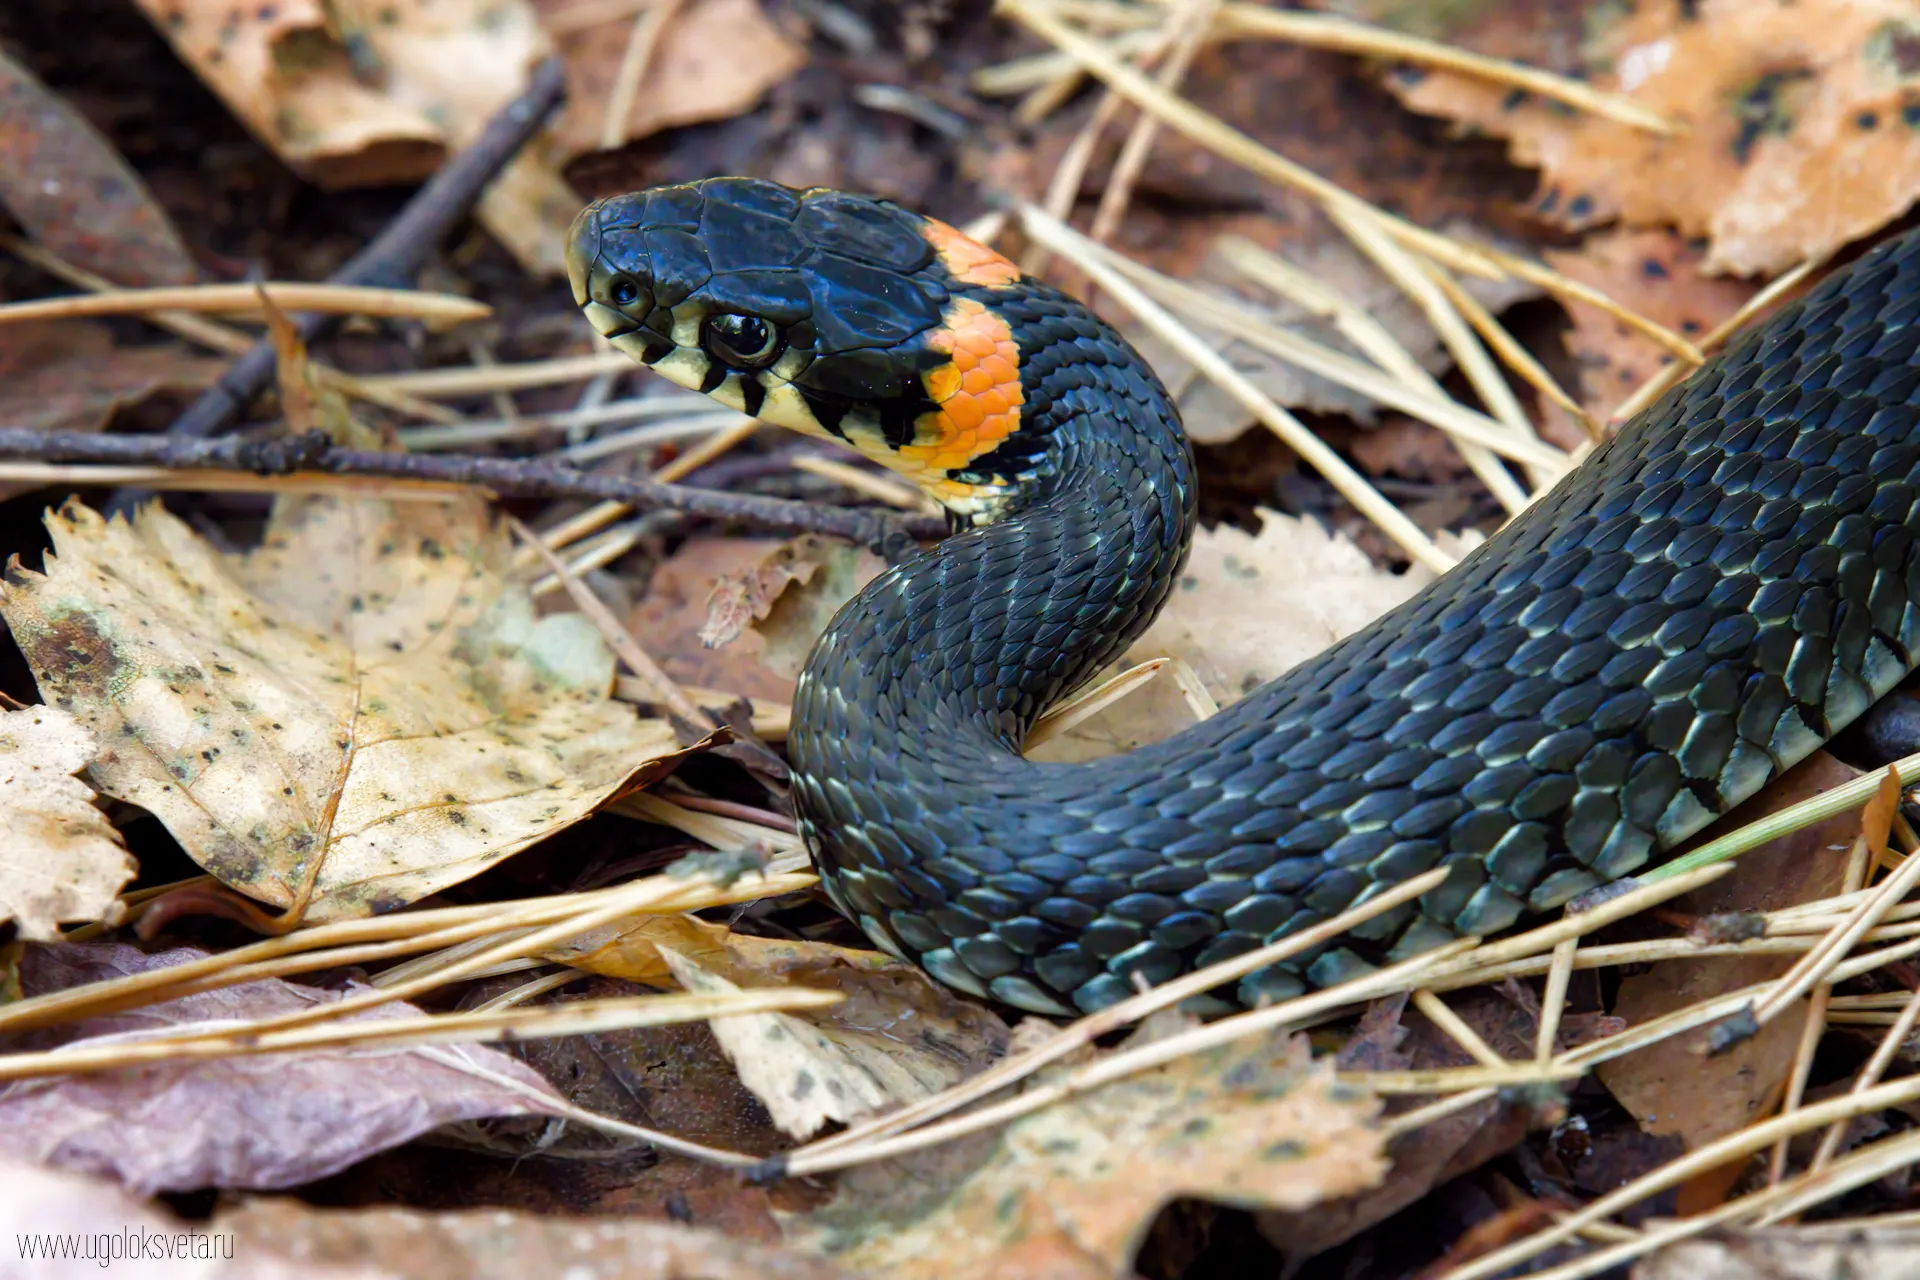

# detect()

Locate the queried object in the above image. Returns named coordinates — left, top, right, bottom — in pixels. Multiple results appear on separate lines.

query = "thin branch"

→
left=0, top=429, right=944, bottom=550
left=165, top=56, right=570, bottom=440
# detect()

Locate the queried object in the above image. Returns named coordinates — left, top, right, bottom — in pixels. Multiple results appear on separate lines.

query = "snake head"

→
left=566, top=177, right=1039, bottom=523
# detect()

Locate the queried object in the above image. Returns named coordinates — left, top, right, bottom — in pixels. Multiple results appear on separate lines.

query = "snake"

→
left=566, top=176, right=1920, bottom=1016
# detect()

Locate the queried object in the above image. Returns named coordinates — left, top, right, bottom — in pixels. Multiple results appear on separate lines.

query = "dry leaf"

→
left=0, top=942, right=566, bottom=1194
left=0, top=321, right=224, bottom=435
left=0, top=496, right=681, bottom=920
left=1637, top=1226, right=1920, bottom=1279
left=700, top=535, right=836, bottom=650
left=1362, top=0, right=1920, bottom=274
left=1031, top=510, right=1472, bottom=763
left=540, top=0, right=806, bottom=156
left=222, top=1195, right=853, bottom=1280
left=128, top=0, right=572, bottom=272
left=660, top=944, right=1002, bottom=1139
left=785, top=1035, right=1387, bottom=1279
left=630, top=537, right=805, bottom=702
left=1596, top=753, right=1861, bottom=1149
left=749, top=539, right=885, bottom=683
left=1542, top=229, right=1760, bottom=426
left=1257, top=990, right=1545, bottom=1260
left=0, top=706, right=132, bottom=943
left=0, top=49, right=197, bottom=287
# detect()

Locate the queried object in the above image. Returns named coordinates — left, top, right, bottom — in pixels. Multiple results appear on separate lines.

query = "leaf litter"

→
left=14, top=0, right=1920, bottom=1276
left=0, top=494, right=681, bottom=920
left=0, top=705, right=134, bottom=942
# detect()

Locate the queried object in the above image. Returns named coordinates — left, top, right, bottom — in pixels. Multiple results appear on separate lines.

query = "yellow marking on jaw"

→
left=902, top=297, right=1024, bottom=479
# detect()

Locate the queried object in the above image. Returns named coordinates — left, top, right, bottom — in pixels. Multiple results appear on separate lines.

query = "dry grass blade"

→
left=789, top=454, right=932, bottom=510
left=1018, top=202, right=1455, bottom=572
left=528, top=521, right=645, bottom=598
left=786, top=865, right=1451, bottom=1169
left=0, top=282, right=489, bottom=328
left=982, top=1, right=1676, bottom=135
left=0, top=988, right=840, bottom=1085
left=1650, top=750, right=1920, bottom=881
left=788, top=932, right=1481, bottom=1177
left=0, top=874, right=815, bottom=1034
left=0, top=466, right=466, bottom=501
left=599, top=0, right=684, bottom=150
left=1095, top=244, right=1573, bottom=472
left=365, top=352, right=635, bottom=397
left=1410, top=989, right=1507, bottom=1068
left=617, top=791, right=805, bottom=856
left=1025, top=658, right=1173, bottom=749
left=1085, top=0, right=1220, bottom=245
left=1444, top=1073, right=1920, bottom=1280
left=1325, top=201, right=1542, bottom=505
left=1807, top=984, right=1920, bottom=1175
left=1419, top=258, right=1602, bottom=443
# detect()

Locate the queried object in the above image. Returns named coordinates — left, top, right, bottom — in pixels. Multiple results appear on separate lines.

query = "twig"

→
left=0, top=283, right=488, bottom=328
left=0, top=429, right=944, bottom=550
left=165, top=56, right=569, bottom=440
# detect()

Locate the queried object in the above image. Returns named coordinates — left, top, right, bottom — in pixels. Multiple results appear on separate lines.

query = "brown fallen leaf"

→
left=700, top=534, right=837, bottom=651
left=785, top=1030, right=1387, bottom=1279
left=1542, top=229, right=1759, bottom=425
left=539, top=0, right=806, bottom=157
left=128, top=0, right=572, bottom=272
left=748, top=538, right=887, bottom=684
left=1354, top=0, right=1920, bottom=274
left=0, top=320, right=224, bottom=433
left=222, top=1195, right=853, bottom=1280
left=0, top=49, right=197, bottom=287
left=0, top=942, right=566, bottom=1194
left=0, top=706, right=133, bottom=942
left=1636, top=1226, right=1920, bottom=1279
left=1257, top=991, right=1541, bottom=1262
left=659, top=944, right=1005, bottom=1139
left=1595, top=753, right=1861, bottom=1150
left=0, top=496, right=682, bottom=920
left=630, top=537, right=805, bottom=703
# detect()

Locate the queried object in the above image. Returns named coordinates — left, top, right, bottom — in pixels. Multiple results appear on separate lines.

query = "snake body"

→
left=569, top=178, right=1920, bottom=1015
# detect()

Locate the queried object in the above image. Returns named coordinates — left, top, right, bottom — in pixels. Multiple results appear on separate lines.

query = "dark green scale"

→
left=571, top=179, right=1920, bottom=1016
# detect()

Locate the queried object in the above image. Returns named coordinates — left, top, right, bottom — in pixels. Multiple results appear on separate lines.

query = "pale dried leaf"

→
left=630, top=537, right=803, bottom=702
left=0, top=706, right=133, bottom=942
left=750, top=540, right=885, bottom=683
left=699, top=535, right=832, bottom=650
left=0, top=497, right=680, bottom=920
left=1030, top=510, right=1474, bottom=763
left=222, top=1195, right=853, bottom=1280
left=1636, top=1227, right=1920, bottom=1279
left=784, top=1036, right=1387, bottom=1279
left=129, top=0, right=571, bottom=272
left=0, top=942, right=566, bottom=1194
left=540, top=0, right=806, bottom=156
left=661, top=944, right=999, bottom=1139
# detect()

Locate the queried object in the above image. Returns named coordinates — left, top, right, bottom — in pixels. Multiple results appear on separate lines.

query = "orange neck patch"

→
left=922, top=217, right=1023, bottom=288
left=898, top=297, right=1024, bottom=494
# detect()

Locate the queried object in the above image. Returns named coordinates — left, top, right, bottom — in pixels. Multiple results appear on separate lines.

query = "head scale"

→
left=567, top=177, right=1033, bottom=520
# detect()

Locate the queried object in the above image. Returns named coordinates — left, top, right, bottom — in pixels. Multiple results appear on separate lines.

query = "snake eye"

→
left=704, top=313, right=784, bottom=369
left=609, top=278, right=640, bottom=307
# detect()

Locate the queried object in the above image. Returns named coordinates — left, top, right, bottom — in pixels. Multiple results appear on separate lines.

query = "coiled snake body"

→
left=569, top=178, right=1920, bottom=1015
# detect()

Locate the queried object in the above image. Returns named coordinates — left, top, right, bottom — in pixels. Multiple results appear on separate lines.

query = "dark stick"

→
left=164, top=57, right=570, bottom=442
left=0, top=429, right=945, bottom=553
